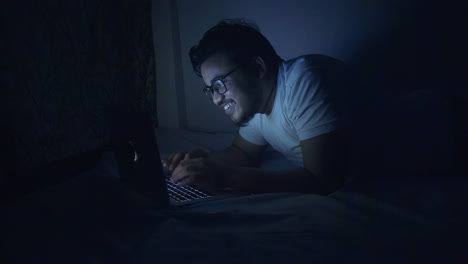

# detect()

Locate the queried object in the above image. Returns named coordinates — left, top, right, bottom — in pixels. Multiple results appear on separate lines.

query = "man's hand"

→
left=161, top=148, right=209, bottom=171
left=170, top=158, right=229, bottom=188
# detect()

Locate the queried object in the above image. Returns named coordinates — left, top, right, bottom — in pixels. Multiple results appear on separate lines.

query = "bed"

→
left=2, top=91, right=467, bottom=263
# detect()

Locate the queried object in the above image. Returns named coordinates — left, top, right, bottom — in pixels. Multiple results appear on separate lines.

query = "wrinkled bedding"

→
left=1, top=129, right=466, bottom=264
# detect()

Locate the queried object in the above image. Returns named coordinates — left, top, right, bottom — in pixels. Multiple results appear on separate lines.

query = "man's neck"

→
left=259, top=68, right=278, bottom=115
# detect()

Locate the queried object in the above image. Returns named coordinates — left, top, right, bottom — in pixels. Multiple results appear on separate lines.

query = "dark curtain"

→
left=0, top=0, right=156, bottom=173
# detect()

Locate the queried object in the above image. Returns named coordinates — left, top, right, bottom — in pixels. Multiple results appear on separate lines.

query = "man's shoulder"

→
left=278, top=55, right=347, bottom=116
left=283, top=54, right=345, bottom=73
left=281, top=54, right=336, bottom=92
left=281, top=54, right=347, bottom=96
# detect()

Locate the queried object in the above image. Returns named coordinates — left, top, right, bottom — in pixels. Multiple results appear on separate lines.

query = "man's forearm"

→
left=207, top=146, right=258, bottom=168
left=221, top=166, right=342, bottom=194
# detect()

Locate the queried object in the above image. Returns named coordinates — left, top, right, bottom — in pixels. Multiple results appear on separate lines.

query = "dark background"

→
left=1, top=0, right=156, bottom=200
left=0, top=0, right=466, bottom=201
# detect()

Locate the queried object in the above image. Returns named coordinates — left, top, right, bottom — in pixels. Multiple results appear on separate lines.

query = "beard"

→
left=234, top=113, right=254, bottom=127
left=232, top=86, right=262, bottom=127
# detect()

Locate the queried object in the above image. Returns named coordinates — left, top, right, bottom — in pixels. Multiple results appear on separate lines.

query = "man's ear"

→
left=251, top=57, right=267, bottom=79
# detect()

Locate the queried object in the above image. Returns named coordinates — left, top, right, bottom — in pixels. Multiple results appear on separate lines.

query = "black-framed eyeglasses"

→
left=202, top=65, right=241, bottom=100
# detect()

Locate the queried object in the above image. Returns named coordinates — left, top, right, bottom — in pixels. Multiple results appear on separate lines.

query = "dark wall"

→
left=337, top=0, right=467, bottom=179
left=1, top=0, right=156, bottom=176
left=347, top=0, right=466, bottom=97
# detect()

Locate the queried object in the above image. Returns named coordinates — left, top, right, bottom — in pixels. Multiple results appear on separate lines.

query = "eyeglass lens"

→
left=205, top=80, right=227, bottom=99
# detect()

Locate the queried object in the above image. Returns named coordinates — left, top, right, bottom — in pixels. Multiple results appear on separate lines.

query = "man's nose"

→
left=212, top=91, right=224, bottom=106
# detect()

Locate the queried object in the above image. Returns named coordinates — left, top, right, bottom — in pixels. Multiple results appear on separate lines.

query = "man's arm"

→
left=207, top=133, right=268, bottom=167
left=162, top=133, right=266, bottom=170
left=221, top=130, right=349, bottom=194
left=167, top=133, right=267, bottom=185
left=172, top=130, right=349, bottom=194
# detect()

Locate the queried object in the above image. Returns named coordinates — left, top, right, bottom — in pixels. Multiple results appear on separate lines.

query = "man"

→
left=162, top=19, right=351, bottom=194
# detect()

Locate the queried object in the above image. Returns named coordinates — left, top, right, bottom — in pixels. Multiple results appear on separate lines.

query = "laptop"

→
left=104, top=106, right=246, bottom=208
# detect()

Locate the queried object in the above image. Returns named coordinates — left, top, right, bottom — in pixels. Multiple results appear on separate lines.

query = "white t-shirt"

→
left=239, top=55, right=349, bottom=167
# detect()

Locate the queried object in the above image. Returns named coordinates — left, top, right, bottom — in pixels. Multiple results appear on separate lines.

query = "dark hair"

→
left=189, top=19, right=282, bottom=77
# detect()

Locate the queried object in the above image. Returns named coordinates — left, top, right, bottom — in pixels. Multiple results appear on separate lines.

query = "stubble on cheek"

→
left=233, top=94, right=261, bottom=127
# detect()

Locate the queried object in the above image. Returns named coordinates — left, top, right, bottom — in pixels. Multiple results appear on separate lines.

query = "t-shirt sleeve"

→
left=289, top=70, right=340, bottom=141
left=239, top=117, right=268, bottom=146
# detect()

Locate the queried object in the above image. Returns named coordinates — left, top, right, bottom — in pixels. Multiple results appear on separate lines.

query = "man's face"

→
left=200, top=52, right=261, bottom=127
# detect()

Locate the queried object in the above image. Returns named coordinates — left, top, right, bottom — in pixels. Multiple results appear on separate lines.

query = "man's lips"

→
left=222, top=101, right=235, bottom=115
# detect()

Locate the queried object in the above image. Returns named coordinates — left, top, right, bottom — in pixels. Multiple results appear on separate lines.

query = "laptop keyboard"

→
left=165, top=178, right=211, bottom=202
